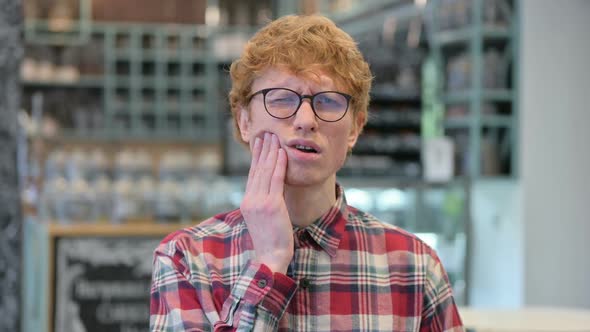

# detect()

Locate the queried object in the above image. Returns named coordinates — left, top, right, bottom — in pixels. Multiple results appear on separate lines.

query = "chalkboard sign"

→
left=54, top=236, right=160, bottom=332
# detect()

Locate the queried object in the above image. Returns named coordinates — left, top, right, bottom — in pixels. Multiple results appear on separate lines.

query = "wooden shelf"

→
left=22, top=76, right=104, bottom=88
left=433, top=26, right=511, bottom=46
left=445, top=114, right=514, bottom=129
left=47, top=221, right=193, bottom=237
left=443, top=89, right=514, bottom=104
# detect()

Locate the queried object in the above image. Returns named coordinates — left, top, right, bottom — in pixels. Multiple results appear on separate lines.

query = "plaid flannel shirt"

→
left=150, top=184, right=464, bottom=331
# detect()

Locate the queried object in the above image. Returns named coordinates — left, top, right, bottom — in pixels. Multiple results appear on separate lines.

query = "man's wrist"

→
left=264, top=261, right=289, bottom=275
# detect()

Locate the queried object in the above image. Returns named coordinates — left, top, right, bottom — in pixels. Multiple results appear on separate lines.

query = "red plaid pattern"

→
left=150, top=185, right=464, bottom=331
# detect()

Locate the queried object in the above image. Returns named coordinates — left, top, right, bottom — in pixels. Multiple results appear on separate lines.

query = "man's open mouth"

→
left=294, top=144, right=318, bottom=153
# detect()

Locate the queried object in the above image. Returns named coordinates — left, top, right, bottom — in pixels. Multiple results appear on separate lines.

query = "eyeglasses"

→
left=247, top=87, right=352, bottom=122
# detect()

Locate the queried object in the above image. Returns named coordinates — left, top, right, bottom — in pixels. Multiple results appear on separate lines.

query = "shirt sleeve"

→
left=419, top=251, right=465, bottom=332
left=150, top=235, right=298, bottom=332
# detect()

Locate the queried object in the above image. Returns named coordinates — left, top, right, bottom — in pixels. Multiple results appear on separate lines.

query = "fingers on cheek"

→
left=272, top=133, right=280, bottom=147
left=256, top=131, right=277, bottom=148
left=251, top=136, right=261, bottom=153
left=255, top=130, right=272, bottom=141
left=274, top=148, right=287, bottom=172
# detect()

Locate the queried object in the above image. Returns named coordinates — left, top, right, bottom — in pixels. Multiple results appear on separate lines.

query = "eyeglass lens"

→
left=264, top=88, right=348, bottom=121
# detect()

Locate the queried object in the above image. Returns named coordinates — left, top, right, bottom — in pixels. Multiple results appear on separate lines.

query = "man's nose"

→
left=293, top=98, right=318, bottom=131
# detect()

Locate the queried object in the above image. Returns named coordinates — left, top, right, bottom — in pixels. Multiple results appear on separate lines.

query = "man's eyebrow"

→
left=261, top=74, right=335, bottom=91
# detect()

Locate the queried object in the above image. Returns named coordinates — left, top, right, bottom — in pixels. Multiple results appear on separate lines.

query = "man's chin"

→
left=284, top=169, right=335, bottom=188
left=284, top=170, right=316, bottom=187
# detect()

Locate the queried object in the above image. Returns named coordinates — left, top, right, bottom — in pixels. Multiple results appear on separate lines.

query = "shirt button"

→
left=300, top=278, right=311, bottom=289
left=257, top=279, right=267, bottom=288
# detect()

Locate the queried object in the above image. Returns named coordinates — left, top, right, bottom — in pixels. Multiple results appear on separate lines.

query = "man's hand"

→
left=240, top=132, right=293, bottom=274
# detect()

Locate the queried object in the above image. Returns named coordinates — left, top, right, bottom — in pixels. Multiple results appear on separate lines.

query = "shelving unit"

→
left=325, top=1, right=427, bottom=179
left=432, top=26, right=511, bottom=46
left=345, top=84, right=423, bottom=178
left=443, top=89, right=514, bottom=104
left=21, top=21, right=238, bottom=142
left=24, top=0, right=93, bottom=46
left=429, top=0, right=519, bottom=178
left=323, top=0, right=421, bottom=37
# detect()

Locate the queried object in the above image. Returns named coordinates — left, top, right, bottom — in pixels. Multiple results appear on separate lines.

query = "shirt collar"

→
left=294, top=183, right=349, bottom=257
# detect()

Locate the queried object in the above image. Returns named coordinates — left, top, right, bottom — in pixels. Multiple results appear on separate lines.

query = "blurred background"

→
left=0, top=0, right=589, bottom=331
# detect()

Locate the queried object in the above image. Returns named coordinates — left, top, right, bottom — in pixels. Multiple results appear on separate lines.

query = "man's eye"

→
left=317, top=97, right=335, bottom=104
left=269, top=97, right=296, bottom=104
left=316, top=96, right=340, bottom=106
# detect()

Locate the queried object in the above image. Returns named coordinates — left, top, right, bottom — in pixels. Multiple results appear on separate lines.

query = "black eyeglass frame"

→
left=247, top=87, right=352, bottom=122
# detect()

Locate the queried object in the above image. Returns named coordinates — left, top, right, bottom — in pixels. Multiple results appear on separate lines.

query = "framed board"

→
left=53, top=236, right=161, bottom=332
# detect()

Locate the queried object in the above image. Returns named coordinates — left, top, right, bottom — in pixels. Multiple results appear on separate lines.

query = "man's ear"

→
left=347, top=112, right=365, bottom=150
left=237, top=106, right=251, bottom=143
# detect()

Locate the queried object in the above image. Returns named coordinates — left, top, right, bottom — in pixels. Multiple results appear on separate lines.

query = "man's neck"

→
left=284, top=178, right=337, bottom=228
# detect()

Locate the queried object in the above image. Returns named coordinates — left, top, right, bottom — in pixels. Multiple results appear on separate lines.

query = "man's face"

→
left=237, top=67, right=362, bottom=187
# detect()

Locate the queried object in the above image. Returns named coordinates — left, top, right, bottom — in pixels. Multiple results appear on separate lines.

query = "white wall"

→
left=469, top=180, right=523, bottom=308
left=520, top=0, right=590, bottom=308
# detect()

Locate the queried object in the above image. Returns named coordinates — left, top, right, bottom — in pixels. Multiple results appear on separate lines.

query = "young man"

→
left=150, top=14, right=464, bottom=331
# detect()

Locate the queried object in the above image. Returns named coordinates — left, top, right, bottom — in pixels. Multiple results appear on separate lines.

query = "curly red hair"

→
left=228, top=14, right=373, bottom=143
